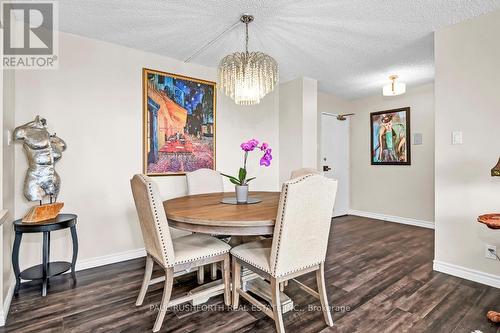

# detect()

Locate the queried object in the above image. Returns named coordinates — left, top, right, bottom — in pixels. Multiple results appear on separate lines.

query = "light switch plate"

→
left=413, top=133, right=422, bottom=145
left=452, top=131, right=463, bottom=145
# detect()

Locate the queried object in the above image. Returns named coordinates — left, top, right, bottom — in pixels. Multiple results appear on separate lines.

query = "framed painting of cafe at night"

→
left=143, top=68, right=216, bottom=176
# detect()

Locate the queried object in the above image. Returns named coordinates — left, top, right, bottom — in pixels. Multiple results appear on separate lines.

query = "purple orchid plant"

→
left=221, top=139, right=273, bottom=186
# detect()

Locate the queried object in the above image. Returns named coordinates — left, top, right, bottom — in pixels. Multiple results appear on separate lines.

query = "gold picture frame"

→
left=142, top=68, right=216, bottom=176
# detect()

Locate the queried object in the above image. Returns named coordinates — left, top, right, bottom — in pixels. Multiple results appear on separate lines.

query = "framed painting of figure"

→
left=370, top=107, right=411, bottom=165
left=143, top=68, right=216, bottom=176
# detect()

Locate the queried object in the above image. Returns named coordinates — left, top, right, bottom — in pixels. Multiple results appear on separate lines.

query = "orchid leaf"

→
left=238, top=168, right=247, bottom=183
left=229, top=178, right=240, bottom=185
left=221, top=173, right=240, bottom=184
left=245, top=177, right=256, bottom=184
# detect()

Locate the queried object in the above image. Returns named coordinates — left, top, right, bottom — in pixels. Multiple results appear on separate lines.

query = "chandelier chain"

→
left=184, top=19, right=240, bottom=63
left=245, top=21, right=249, bottom=54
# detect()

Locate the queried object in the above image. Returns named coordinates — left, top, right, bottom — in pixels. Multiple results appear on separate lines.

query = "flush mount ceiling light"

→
left=218, top=15, right=278, bottom=106
left=383, top=75, right=406, bottom=96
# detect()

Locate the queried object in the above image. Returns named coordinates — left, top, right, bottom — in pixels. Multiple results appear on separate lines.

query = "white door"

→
left=321, top=113, right=349, bottom=217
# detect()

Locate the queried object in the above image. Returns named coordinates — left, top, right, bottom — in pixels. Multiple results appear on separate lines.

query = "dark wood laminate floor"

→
left=3, top=216, right=500, bottom=333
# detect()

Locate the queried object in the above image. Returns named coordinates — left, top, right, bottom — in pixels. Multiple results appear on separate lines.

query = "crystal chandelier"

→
left=218, top=15, right=279, bottom=106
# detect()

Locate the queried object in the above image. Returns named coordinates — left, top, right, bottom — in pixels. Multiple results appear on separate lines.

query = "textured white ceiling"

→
left=59, top=0, right=500, bottom=99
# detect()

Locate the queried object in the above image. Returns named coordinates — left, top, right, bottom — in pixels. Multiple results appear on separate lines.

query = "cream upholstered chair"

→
left=186, top=168, right=224, bottom=195
left=231, top=174, right=337, bottom=333
left=281, top=167, right=323, bottom=290
left=186, top=168, right=225, bottom=283
left=131, top=174, right=231, bottom=332
left=290, top=167, right=322, bottom=179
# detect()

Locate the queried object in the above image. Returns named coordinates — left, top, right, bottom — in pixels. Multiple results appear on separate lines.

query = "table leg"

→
left=229, top=236, right=263, bottom=247
left=228, top=236, right=293, bottom=311
left=187, top=257, right=293, bottom=313
left=244, top=278, right=294, bottom=313
left=70, top=225, right=78, bottom=283
left=47, top=231, right=51, bottom=286
left=12, top=232, right=22, bottom=295
left=42, top=231, right=49, bottom=297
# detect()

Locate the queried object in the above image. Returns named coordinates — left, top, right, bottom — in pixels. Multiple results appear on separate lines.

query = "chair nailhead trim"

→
left=276, top=261, right=323, bottom=278
left=139, top=174, right=172, bottom=267
left=232, top=253, right=322, bottom=277
left=273, top=174, right=315, bottom=277
left=175, top=247, right=230, bottom=265
left=139, top=174, right=230, bottom=267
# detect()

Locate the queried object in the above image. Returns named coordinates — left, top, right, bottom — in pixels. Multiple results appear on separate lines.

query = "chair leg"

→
left=153, top=267, right=174, bottom=332
left=222, top=255, right=231, bottom=306
left=316, top=262, right=333, bottom=327
left=232, top=257, right=241, bottom=307
left=197, top=266, right=205, bottom=284
left=211, top=263, right=218, bottom=280
left=136, top=254, right=153, bottom=306
left=271, top=278, right=285, bottom=333
left=279, top=279, right=289, bottom=291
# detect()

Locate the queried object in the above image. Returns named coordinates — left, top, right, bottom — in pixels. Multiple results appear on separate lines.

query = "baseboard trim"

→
left=0, top=277, right=16, bottom=326
left=348, top=209, right=434, bottom=229
left=433, top=260, right=500, bottom=288
left=75, top=247, right=146, bottom=272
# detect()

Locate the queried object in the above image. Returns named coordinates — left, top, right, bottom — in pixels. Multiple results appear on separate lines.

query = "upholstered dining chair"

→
left=186, top=168, right=224, bottom=195
left=282, top=168, right=324, bottom=291
left=290, top=167, right=322, bottom=179
left=130, top=174, right=231, bottom=332
left=186, top=168, right=225, bottom=283
left=231, top=174, right=338, bottom=333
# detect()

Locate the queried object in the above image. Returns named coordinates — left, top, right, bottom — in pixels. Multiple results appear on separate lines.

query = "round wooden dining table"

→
left=163, top=191, right=295, bottom=312
left=163, top=191, right=280, bottom=237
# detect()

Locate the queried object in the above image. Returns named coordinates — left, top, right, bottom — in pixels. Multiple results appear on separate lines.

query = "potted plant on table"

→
left=221, top=139, right=272, bottom=203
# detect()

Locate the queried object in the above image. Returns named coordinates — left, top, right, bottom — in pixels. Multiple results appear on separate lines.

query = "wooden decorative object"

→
left=477, top=214, right=500, bottom=230
left=478, top=214, right=500, bottom=324
left=22, top=202, right=64, bottom=223
left=487, top=310, right=500, bottom=323
left=491, top=157, right=500, bottom=177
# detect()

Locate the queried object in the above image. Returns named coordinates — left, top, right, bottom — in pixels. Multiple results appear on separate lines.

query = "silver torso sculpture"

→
left=13, top=116, right=67, bottom=202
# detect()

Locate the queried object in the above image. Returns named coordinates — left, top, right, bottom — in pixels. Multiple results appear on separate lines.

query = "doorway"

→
left=320, top=112, right=350, bottom=217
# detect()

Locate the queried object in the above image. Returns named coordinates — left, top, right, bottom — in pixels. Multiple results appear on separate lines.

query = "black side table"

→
left=12, top=213, right=78, bottom=297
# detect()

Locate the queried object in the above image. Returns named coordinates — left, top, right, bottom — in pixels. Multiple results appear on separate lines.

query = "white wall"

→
left=0, top=64, right=15, bottom=324
left=302, top=78, right=318, bottom=168
left=434, top=10, right=500, bottom=285
left=349, top=84, right=435, bottom=223
left=279, top=79, right=302, bottom=183
left=13, top=32, right=280, bottom=270
left=278, top=77, right=318, bottom=183
left=2, top=70, right=15, bottom=306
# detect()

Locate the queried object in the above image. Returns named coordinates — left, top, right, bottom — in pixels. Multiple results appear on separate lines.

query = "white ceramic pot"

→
left=235, top=185, right=249, bottom=203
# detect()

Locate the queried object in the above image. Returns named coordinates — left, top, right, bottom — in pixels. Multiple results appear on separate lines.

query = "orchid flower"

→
left=221, top=140, right=272, bottom=185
